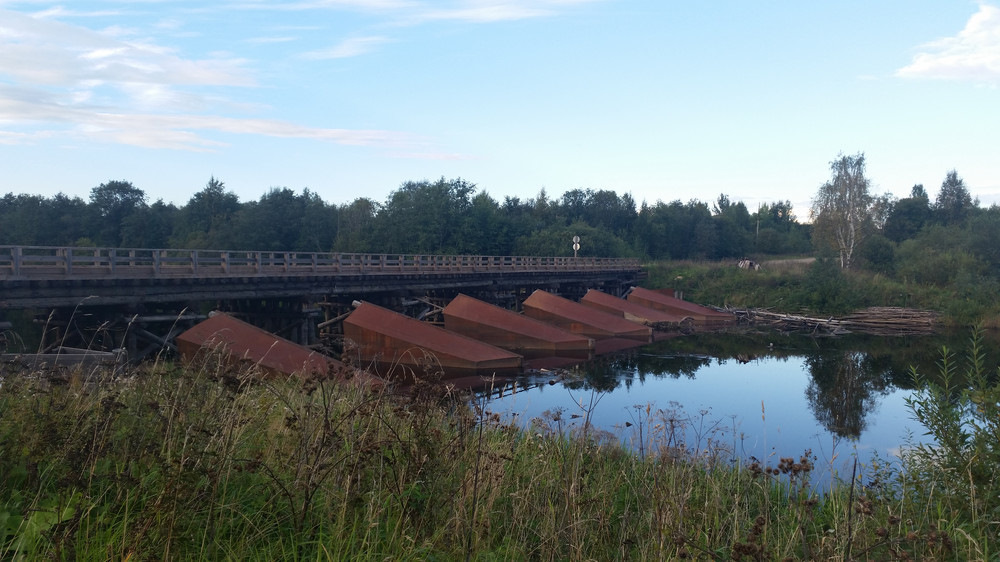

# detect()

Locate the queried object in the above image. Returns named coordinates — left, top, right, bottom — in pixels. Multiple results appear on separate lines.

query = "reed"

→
left=0, top=348, right=992, bottom=559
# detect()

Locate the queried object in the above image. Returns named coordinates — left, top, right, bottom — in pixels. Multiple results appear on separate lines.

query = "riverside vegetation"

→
left=646, top=256, right=1000, bottom=327
left=1, top=324, right=998, bottom=560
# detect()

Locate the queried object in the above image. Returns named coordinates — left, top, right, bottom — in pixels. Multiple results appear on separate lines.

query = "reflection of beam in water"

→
left=475, top=376, right=552, bottom=400
left=639, top=353, right=712, bottom=361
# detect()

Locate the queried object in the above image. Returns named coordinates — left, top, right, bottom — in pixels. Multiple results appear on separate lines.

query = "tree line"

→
left=809, top=152, right=1000, bottom=292
left=0, top=176, right=811, bottom=260
left=1, top=157, right=995, bottom=287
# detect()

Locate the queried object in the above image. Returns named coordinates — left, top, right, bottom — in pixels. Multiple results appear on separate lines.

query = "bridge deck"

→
left=0, top=246, right=639, bottom=280
left=0, top=246, right=643, bottom=309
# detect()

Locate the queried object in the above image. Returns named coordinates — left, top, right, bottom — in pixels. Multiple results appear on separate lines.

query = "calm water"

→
left=485, top=330, right=995, bottom=489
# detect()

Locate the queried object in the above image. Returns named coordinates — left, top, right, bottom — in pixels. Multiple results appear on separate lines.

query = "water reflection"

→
left=488, top=329, right=994, bottom=484
left=804, top=351, right=892, bottom=438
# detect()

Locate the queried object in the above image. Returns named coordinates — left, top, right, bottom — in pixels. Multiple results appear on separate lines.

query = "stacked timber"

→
left=837, top=307, right=938, bottom=335
left=729, top=309, right=850, bottom=335
left=730, top=307, right=938, bottom=336
left=442, top=294, right=594, bottom=359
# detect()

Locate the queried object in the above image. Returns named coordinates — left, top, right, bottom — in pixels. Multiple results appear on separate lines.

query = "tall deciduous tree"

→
left=89, top=180, right=148, bottom=246
left=173, top=176, right=241, bottom=248
left=334, top=198, right=379, bottom=253
left=811, top=152, right=873, bottom=269
left=374, top=177, right=476, bottom=254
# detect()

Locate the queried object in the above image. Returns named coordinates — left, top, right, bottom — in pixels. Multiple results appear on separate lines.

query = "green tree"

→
left=295, top=189, right=338, bottom=252
left=884, top=184, right=931, bottom=243
left=934, top=170, right=977, bottom=225
left=172, top=176, right=241, bottom=248
left=122, top=200, right=177, bottom=248
left=374, top=178, right=476, bottom=254
left=458, top=192, right=512, bottom=255
left=750, top=200, right=811, bottom=255
left=856, top=233, right=896, bottom=274
left=334, top=198, right=379, bottom=253
left=513, top=221, right=634, bottom=257
left=966, top=207, right=1000, bottom=274
left=229, top=187, right=318, bottom=251
left=0, top=193, right=90, bottom=246
left=89, top=180, right=148, bottom=246
left=810, top=152, right=873, bottom=269
left=712, top=194, right=752, bottom=258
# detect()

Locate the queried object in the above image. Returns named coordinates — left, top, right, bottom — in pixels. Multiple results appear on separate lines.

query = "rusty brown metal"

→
left=443, top=294, right=594, bottom=360
left=580, top=289, right=688, bottom=325
left=176, top=312, right=377, bottom=385
left=521, top=290, right=652, bottom=342
left=626, top=287, right=734, bottom=326
left=343, top=301, right=523, bottom=379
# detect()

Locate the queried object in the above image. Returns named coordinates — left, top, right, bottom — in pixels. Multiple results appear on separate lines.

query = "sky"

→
left=2, top=1, right=999, bottom=219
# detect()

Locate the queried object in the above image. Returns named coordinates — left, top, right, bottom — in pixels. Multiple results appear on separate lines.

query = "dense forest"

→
left=2, top=157, right=998, bottom=289
left=0, top=176, right=810, bottom=260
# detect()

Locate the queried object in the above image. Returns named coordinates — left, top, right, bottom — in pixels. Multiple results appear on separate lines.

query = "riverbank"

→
left=1, top=356, right=993, bottom=560
left=644, top=257, right=1000, bottom=328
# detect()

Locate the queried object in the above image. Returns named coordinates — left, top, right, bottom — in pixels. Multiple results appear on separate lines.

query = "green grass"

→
left=1, top=346, right=995, bottom=560
left=643, top=257, right=1000, bottom=326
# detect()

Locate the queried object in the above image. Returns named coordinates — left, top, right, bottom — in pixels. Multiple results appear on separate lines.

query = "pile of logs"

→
left=728, top=306, right=939, bottom=336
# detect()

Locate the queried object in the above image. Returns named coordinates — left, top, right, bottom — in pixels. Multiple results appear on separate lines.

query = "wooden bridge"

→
left=0, top=245, right=644, bottom=359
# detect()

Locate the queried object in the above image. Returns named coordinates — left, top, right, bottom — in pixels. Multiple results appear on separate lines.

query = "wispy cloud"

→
left=0, top=0, right=598, bottom=154
left=0, top=86, right=418, bottom=150
left=302, top=35, right=390, bottom=59
left=897, top=3, right=1000, bottom=82
left=0, top=9, right=251, bottom=88
left=246, top=36, right=298, bottom=44
left=416, top=1, right=559, bottom=23
left=0, top=7, right=420, bottom=151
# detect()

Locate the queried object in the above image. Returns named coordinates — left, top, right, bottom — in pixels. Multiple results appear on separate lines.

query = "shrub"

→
left=903, top=327, right=1000, bottom=529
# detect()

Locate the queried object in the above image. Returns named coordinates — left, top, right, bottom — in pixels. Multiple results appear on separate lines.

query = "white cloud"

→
left=0, top=9, right=252, bottom=88
left=246, top=36, right=297, bottom=44
left=302, top=35, right=390, bottom=59
left=0, top=7, right=423, bottom=152
left=413, top=0, right=599, bottom=23
left=0, top=1, right=597, bottom=155
left=228, top=0, right=596, bottom=24
left=0, top=85, right=418, bottom=150
left=897, top=3, right=1000, bottom=81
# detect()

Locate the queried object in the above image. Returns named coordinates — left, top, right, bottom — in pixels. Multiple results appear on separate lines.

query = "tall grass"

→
left=0, top=350, right=992, bottom=559
left=644, top=257, right=997, bottom=325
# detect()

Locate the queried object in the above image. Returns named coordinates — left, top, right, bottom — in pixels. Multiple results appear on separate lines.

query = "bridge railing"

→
left=0, top=246, right=640, bottom=280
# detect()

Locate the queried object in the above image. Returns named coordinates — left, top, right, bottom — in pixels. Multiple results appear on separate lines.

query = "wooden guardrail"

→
left=0, top=246, right=641, bottom=280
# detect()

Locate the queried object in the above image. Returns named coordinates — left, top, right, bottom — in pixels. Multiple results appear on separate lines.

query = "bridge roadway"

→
left=0, top=245, right=644, bottom=310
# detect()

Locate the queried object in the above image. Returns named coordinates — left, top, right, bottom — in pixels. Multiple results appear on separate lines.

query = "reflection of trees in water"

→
left=562, top=350, right=713, bottom=392
left=634, top=353, right=711, bottom=379
left=803, top=351, right=894, bottom=438
left=563, top=351, right=640, bottom=392
left=557, top=330, right=990, bottom=409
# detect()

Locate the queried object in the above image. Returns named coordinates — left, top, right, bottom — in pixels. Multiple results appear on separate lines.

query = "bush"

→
left=904, top=327, right=1000, bottom=529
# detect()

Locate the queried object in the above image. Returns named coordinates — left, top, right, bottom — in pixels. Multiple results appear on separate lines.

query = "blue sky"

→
left=2, top=1, right=999, bottom=218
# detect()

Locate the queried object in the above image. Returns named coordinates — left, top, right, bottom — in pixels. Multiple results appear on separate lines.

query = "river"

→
left=485, top=329, right=996, bottom=490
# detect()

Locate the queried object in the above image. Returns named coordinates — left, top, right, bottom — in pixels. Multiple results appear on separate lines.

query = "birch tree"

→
left=811, top=152, right=873, bottom=269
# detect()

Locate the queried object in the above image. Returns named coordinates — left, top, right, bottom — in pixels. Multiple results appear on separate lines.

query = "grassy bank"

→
left=644, top=257, right=1000, bottom=327
left=1, top=350, right=996, bottom=560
